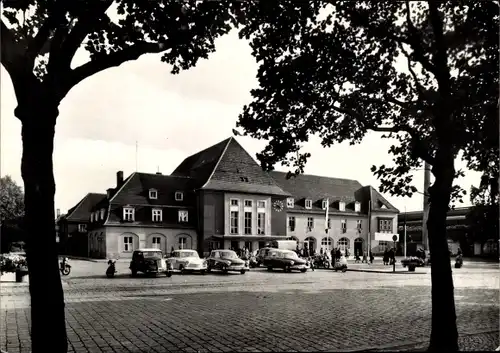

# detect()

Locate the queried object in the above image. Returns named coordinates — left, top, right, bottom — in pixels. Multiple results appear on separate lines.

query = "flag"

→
left=324, top=198, right=329, bottom=233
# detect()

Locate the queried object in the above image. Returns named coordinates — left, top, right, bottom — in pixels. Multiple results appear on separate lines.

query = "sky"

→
left=0, top=30, right=482, bottom=215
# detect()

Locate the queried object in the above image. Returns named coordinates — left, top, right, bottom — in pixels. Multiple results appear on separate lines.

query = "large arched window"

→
left=321, top=237, right=334, bottom=251
left=354, top=237, right=364, bottom=256
left=337, top=237, right=350, bottom=253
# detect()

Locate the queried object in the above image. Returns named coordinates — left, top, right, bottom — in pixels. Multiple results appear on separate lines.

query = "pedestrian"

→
left=320, top=247, right=324, bottom=255
left=355, top=250, right=360, bottom=263
left=362, top=250, right=367, bottom=264
left=336, top=248, right=341, bottom=264
left=369, top=251, right=374, bottom=264
left=383, top=249, right=389, bottom=265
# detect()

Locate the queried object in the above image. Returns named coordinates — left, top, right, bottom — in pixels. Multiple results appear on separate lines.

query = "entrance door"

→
left=230, top=240, right=239, bottom=251
left=258, top=241, right=266, bottom=249
left=354, top=238, right=363, bottom=257
left=244, top=241, right=252, bottom=252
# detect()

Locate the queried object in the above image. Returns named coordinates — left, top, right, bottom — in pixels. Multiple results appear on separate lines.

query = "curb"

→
left=347, top=269, right=418, bottom=274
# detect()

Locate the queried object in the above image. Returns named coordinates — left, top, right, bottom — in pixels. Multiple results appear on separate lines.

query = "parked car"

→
left=206, top=250, right=249, bottom=274
left=166, top=249, right=207, bottom=274
left=263, top=249, right=309, bottom=273
left=252, top=247, right=273, bottom=267
left=129, top=248, right=171, bottom=277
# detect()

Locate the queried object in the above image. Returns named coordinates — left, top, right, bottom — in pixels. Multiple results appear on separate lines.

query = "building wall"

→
left=286, top=213, right=369, bottom=255
left=201, top=191, right=225, bottom=237
left=104, top=225, right=198, bottom=259
left=65, top=221, right=89, bottom=257
left=369, top=212, right=399, bottom=254
left=224, top=193, right=273, bottom=236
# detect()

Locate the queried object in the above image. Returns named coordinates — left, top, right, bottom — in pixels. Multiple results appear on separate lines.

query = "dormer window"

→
left=175, top=191, right=183, bottom=201
left=90, top=213, right=94, bottom=222
left=354, top=202, right=361, bottom=212
left=305, top=199, right=312, bottom=209
left=149, top=189, right=158, bottom=200
left=100, top=208, right=105, bottom=220
left=152, top=208, right=162, bottom=222
left=78, top=224, right=87, bottom=233
left=322, top=199, right=329, bottom=210
left=123, top=207, right=135, bottom=222
left=286, top=198, right=294, bottom=208
left=339, top=201, right=345, bottom=211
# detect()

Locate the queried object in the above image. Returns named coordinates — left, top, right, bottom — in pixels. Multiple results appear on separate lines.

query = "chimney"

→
left=107, top=188, right=114, bottom=199
left=56, top=209, right=61, bottom=217
left=116, top=171, right=124, bottom=187
left=156, top=172, right=162, bottom=175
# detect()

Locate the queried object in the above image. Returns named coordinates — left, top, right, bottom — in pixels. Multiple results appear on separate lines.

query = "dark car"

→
left=401, top=256, right=425, bottom=272
left=206, top=250, right=249, bottom=274
left=251, top=248, right=273, bottom=268
left=263, top=249, right=309, bottom=273
left=129, top=248, right=172, bottom=277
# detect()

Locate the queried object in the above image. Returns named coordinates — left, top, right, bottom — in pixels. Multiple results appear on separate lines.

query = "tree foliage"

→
left=0, top=175, right=25, bottom=221
left=236, top=1, right=498, bottom=204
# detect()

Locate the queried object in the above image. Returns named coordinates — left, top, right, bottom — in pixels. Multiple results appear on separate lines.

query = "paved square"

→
left=1, top=260, right=498, bottom=352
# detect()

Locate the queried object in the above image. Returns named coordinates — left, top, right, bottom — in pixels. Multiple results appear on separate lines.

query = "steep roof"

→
left=110, top=172, right=198, bottom=206
left=172, top=137, right=289, bottom=196
left=367, top=186, right=400, bottom=213
left=171, top=138, right=230, bottom=188
left=271, top=171, right=364, bottom=212
left=66, top=193, right=106, bottom=222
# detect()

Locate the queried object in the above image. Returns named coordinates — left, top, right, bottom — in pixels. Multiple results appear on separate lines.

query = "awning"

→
left=211, top=235, right=288, bottom=241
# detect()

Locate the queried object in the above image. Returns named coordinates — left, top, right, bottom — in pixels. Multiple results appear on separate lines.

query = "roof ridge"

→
left=65, top=193, right=90, bottom=220
left=201, top=137, right=233, bottom=188
left=271, top=170, right=361, bottom=183
left=109, top=172, right=137, bottom=204
left=183, top=137, right=232, bottom=161
left=136, top=172, right=193, bottom=179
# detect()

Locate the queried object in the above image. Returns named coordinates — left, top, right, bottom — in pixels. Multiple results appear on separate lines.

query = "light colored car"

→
left=166, top=249, right=207, bottom=275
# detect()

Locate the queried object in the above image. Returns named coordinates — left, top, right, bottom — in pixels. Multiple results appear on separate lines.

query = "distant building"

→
left=63, top=136, right=399, bottom=259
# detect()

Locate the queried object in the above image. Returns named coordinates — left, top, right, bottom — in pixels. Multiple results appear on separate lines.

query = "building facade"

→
left=60, top=137, right=399, bottom=259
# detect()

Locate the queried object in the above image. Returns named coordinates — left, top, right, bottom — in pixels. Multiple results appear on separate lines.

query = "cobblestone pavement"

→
left=1, top=261, right=498, bottom=353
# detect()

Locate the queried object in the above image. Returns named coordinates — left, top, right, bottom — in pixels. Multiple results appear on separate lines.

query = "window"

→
left=288, top=216, right=296, bottom=231
left=149, top=189, right=158, bottom=199
left=304, top=237, right=316, bottom=251
left=244, top=200, right=253, bottom=207
left=123, top=207, right=135, bottom=221
left=178, top=210, right=189, bottom=223
left=230, top=211, right=239, bottom=234
left=341, top=219, right=347, bottom=233
left=244, top=211, right=252, bottom=235
left=257, top=212, right=265, bottom=235
left=322, top=199, right=328, bottom=210
left=179, top=237, right=187, bottom=250
left=378, top=240, right=389, bottom=252
left=230, top=199, right=239, bottom=207
left=152, top=209, right=162, bottom=222
left=327, top=218, right=331, bottom=229
left=286, top=198, right=294, bottom=208
left=90, top=213, right=94, bottom=222
left=78, top=224, right=87, bottom=233
left=378, top=219, right=392, bottom=233
left=123, top=236, right=133, bottom=252
left=337, top=237, right=349, bottom=253
left=305, top=199, right=312, bottom=209
left=339, top=201, right=345, bottom=211
left=152, top=237, right=161, bottom=249
left=100, top=209, right=105, bottom=220
left=257, top=200, right=266, bottom=209
left=175, top=192, right=183, bottom=201
left=357, top=220, right=362, bottom=230
left=209, top=241, right=221, bottom=250
left=321, top=237, right=333, bottom=251
left=354, top=202, right=361, bottom=212
left=307, top=217, right=314, bottom=230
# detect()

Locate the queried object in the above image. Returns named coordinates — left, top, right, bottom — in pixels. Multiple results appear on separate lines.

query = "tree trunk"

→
left=18, top=102, right=68, bottom=353
left=427, top=156, right=459, bottom=352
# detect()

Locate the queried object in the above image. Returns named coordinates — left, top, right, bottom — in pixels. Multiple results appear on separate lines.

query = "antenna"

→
left=157, top=166, right=160, bottom=173
left=135, top=141, right=138, bottom=172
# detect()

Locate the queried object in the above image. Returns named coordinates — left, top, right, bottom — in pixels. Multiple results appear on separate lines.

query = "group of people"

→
left=382, top=248, right=396, bottom=266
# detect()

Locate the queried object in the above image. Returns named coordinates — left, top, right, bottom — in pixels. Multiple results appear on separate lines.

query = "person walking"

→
left=369, top=250, right=374, bottom=264
left=362, top=250, right=368, bottom=264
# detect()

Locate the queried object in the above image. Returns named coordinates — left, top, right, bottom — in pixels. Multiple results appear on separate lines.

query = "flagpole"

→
left=404, top=206, right=407, bottom=258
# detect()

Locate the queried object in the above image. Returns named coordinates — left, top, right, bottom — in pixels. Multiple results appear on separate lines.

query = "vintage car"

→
left=166, top=249, right=207, bottom=274
left=251, top=247, right=273, bottom=268
left=129, top=248, right=172, bottom=277
left=206, top=250, right=249, bottom=274
left=263, top=249, right=309, bottom=273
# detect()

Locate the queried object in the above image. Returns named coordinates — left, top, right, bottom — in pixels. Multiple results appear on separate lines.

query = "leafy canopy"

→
left=1, top=0, right=246, bottom=106
left=236, top=1, right=499, bottom=203
left=0, top=175, right=25, bottom=221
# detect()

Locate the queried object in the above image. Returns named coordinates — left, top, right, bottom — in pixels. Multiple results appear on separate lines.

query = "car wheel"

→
left=201, top=270, right=206, bottom=275
left=341, top=267, right=347, bottom=273
left=166, top=271, right=172, bottom=278
left=207, top=266, right=212, bottom=273
left=325, top=262, right=330, bottom=269
left=300, top=268, right=307, bottom=273
left=222, top=266, right=229, bottom=274
left=240, top=269, right=246, bottom=275
left=285, top=266, right=291, bottom=273
left=267, top=267, right=273, bottom=271
left=179, top=265, right=185, bottom=274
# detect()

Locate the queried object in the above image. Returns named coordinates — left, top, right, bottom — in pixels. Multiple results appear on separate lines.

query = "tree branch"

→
left=1, top=20, right=25, bottom=76
left=62, top=41, right=169, bottom=95
left=26, top=1, right=68, bottom=64
left=56, top=0, right=114, bottom=72
left=404, top=1, right=437, bottom=75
